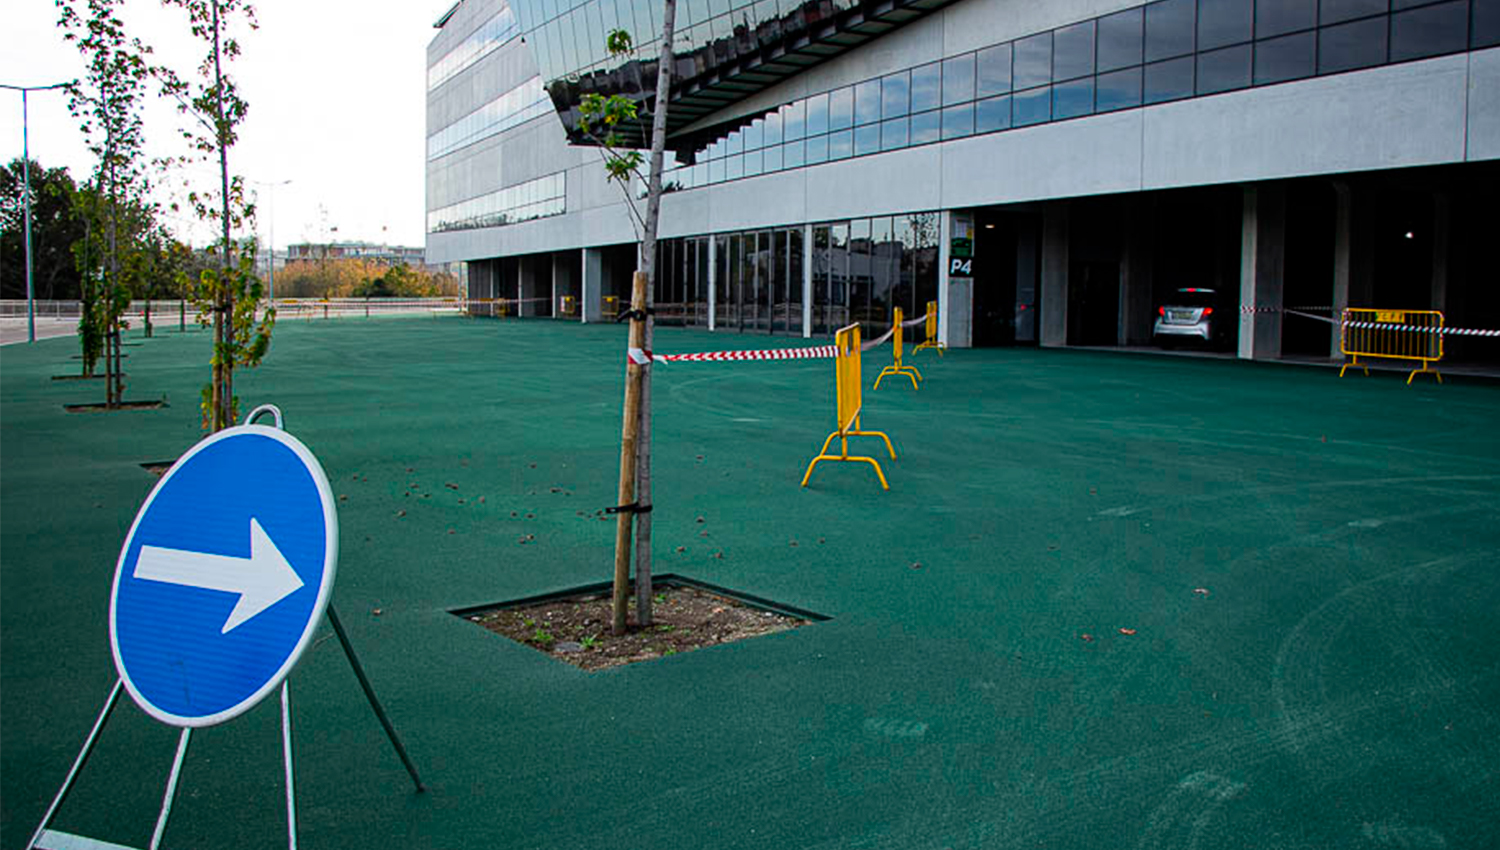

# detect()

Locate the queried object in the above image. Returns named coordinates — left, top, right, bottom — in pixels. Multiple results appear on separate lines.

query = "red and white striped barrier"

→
left=629, top=345, right=837, bottom=364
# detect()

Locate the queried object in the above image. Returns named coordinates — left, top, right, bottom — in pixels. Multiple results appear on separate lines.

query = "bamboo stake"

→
left=611, top=270, right=649, bottom=635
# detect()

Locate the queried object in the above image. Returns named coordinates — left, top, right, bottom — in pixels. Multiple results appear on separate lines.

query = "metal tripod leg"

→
left=27, top=681, right=124, bottom=850
left=282, top=681, right=298, bottom=850
left=326, top=604, right=425, bottom=792
left=148, top=728, right=192, bottom=850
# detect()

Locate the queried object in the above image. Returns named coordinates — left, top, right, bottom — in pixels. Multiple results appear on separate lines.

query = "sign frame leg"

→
left=326, top=604, right=425, bottom=793
left=148, top=727, right=192, bottom=850
left=282, top=681, right=298, bottom=850
left=26, top=680, right=125, bottom=850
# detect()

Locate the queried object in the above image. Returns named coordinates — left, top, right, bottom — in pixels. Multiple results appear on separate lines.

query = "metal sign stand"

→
left=28, top=406, right=423, bottom=850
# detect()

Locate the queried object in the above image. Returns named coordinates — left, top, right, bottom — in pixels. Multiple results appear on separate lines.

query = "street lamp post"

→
left=2, top=81, right=71, bottom=344
left=250, top=178, right=292, bottom=303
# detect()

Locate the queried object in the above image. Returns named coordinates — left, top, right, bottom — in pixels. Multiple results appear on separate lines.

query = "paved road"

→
left=0, top=317, right=79, bottom=346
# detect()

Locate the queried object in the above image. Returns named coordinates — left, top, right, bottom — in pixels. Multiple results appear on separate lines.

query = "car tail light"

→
left=1202, top=307, right=1213, bottom=316
left=1158, top=307, right=1165, bottom=316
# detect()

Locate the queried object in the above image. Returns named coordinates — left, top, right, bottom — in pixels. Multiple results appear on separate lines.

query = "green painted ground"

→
left=3, top=316, right=1498, bottom=849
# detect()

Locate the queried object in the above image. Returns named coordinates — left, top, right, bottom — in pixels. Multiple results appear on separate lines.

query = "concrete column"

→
left=1238, top=184, right=1287, bottom=361
left=518, top=256, right=535, bottom=317
left=1039, top=202, right=1070, bottom=348
left=802, top=223, right=814, bottom=338
left=1119, top=196, right=1155, bottom=346
left=582, top=247, right=603, bottom=323
left=1331, top=181, right=1351, bottom=358
left=706, top=236, right=717, bottom=331
left=1431, top=192, right=1449, bottom=313
left=940, top=210, right=973, bottom=348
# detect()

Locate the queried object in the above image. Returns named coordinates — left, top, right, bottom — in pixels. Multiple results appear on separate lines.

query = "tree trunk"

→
left=212, top=0, right=233, bottom=431
left=612, top=270, right=649, bottom=635
left=632, top=0, right=677, bottom=628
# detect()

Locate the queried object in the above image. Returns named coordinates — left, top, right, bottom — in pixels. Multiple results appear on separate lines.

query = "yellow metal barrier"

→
left=1340, top=308, right=1444, bottom=385
left=802, top=324, right=897, bottom=490
left=603, top=295, right=619, bottom=317
left=912, top=300, right=946, bottom=356
left=873, top=307, right=923, bottom=391
left=559, top=295, right=577, bottom=317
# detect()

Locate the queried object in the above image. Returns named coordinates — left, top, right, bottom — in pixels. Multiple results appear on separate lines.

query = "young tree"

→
left=578, top=4, right=677, bottom=634
left=58, top=0, right=156, bottom=405
left=160, top=0, right=272, bottom=431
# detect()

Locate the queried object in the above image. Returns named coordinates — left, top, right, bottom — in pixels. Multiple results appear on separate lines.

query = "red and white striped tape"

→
left=1342, top=321, right=1500, bottom=337
left=635, top=344, right=838, bottom=363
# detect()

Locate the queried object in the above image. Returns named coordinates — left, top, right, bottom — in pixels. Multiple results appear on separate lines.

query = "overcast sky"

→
left=2, top=0, right=457, bottom=250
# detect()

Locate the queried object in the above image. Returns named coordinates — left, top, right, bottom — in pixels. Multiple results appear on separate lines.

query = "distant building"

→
left=285, top=242, right=426, bottom=266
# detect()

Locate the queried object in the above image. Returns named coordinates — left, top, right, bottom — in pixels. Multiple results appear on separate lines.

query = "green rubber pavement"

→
left=3, top=316, right=1498, bottom=849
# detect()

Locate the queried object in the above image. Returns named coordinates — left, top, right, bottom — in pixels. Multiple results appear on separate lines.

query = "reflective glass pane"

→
left=1197, top=0, right=1253, bottom=50
left=1319, top=0, right=1387, bottom=25
left=854, top=122, right=880, bottom=155
left=783, top=100, right=806, bottom=140
left=709, top=156, right=725, bottom=182
left=726, top=129, right=744, bottom=155
left=1477, top=0, right=1500, bottom=48
left=1196, top=43, right=1251, bottom=94
left=743, top=147, right=763, bottom=176
left=1144, top=55, right=1195, bottom=102
left=1145, top=0, right=1196, bottom=61
left=1097, top=7, right=1144, bottom=72
left=1013, top=32, right=1053, bottom=89
left=910, top=109, right=941, bottom=144
left=763, top=142, right=782, bottom=171
left=1052, top=76, right=1094, bottom=119
left=829, top=87, right=854, bottom=130
left=1254, top=30, right=1315, bottom=84
left=1013, top=86, right=1049, bottom=126
left=1053, top=20, right=1096, bottom=80
left=1256, top=0, right=1317, bottom=38
left=806, top=132, right=829, bottom=163
left=976, top=43, right=1012, bottom=96
left=764, top=109, right=783, bottom=146
left=911, top=62, right=941, bottom=112
left=942, top=102, right=975, bottom=138
left=974, top=95, right=1010, bottom=132
left=828, top=129, right=853, bottom=159
left=783, top=138, right=804, bottom=168
left=855, top=79, right=881, bottom=125
left=882, top=71, right=910, bottom=119
left=1390, top=1, right=1468, bottom=61
left=806, top=92, right=829, bottom=135
left=1317, top=15, right=1386, bottom=72
left=725, top=153, right=743, bottom=180
left=881, top=116, right=909, bottom=150
left=1096, top=66, right=1142, bottom=111
left=941, top=54, right=975, bottom=106
left=744, top=118, right=764, bottom=150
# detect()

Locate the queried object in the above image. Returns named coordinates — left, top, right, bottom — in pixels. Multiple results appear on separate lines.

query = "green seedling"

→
left=531, top=628, right=555, bottom=645
left=581, top=634, right=600, bottom=650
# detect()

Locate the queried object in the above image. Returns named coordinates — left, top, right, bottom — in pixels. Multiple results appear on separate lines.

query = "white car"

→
left=1153, top=288, right=1223, bottom=347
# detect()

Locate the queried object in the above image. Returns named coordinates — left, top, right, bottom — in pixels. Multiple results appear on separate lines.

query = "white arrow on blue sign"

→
left=110, top=424, right=338, bottom=727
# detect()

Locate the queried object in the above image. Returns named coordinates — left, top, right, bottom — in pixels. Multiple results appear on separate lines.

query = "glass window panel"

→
left=941, top=54, right=975, bottom=106
left=744, top=118, right=764, bottom=150
left=1096, top=66, right=1142, bottom=111
left=881, top=116, right=909, bottom=150
left=764, top=109, right=783, bottom=146
left=585, top=1, right=606, bottom=59
left=882, top=71, right=910, bottom=119
left=1317, top=15, right=1387, bottom=72
left=1477, top=0, right=1500, bottom=48
left=1196, top=43, right=1251, bottom=93
left=806, top=92, right=830, bottom=135
left=1390, top=1, right=1468, bottom=61
left=1256, top=0, right=1317, bottom=37
left=1053, top=20, right=1096, bottom=80
left=854, top=122, right=880, bottom=155
left=829, top=87, right=854, bottom=130
left=709, top=0, right=730, bottom=18
left=560, top=11, right=582, bottom=71
left=1097, top=7, right=1144, bottom=72
left=1013, top=32, right=1053, bottom=89
left=782, top=100, right=806, bottom=140
left=911, top=62, right=942, bottom=112
left=976, top=43, right=1012, bottom=96
left=805, top=132, right=829, bottom=163
left=1145, top=0, right=1196, bottom=60
left=1319, top=0, right=1386, bottom=25
left=725, top=153, right=743, bottom=180
left=910, top=109, right=941, bottom=144
left=855, top=79, right=881, bottom=125
left=942, top=102, right=975, bottom=138
left=1013, top=86, right=1050, bottom=126
left=762, top=142, right=783, bottom=171
left=828, top=129, right=853, bottom=159
left=726, top=129, right=744, bottom=155
left=1144, top=55, right=1195, bottom=102
left=783, top=139, right=805, bottom=168
left=1254, top=30, right=1315, bottom=84
left=743, top=146, right=763, bottom=176
left=1052, top=76, right=1094, bottom=119
left=1197, top=0, right=1253, bottom=50
left=709, top=156, right=725, bottom=182
left=973, top=95, right=1010, bottom=132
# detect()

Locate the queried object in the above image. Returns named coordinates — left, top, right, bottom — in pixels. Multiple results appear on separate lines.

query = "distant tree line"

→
left=273, top=257, right=459, bottom=299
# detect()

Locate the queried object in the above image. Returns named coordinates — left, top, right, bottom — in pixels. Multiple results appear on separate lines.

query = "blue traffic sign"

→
left=110, top=424, right=338, bottom=727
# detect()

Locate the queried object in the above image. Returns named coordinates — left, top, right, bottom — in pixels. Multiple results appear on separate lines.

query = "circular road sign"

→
left=110, top=424, right=338, bottom=727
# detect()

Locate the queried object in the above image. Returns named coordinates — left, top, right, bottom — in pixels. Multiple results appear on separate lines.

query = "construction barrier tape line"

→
left=1239, top=304, right=1498, bottom=337
left=627, top=345, right=839, bottom=364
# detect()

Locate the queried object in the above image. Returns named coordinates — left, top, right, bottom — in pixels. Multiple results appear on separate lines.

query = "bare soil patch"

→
left=64, top=401, right=166, bottom=413
left=466, top=584, right=811, bottom=672
left=51, top=374, right=112, bottom=381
